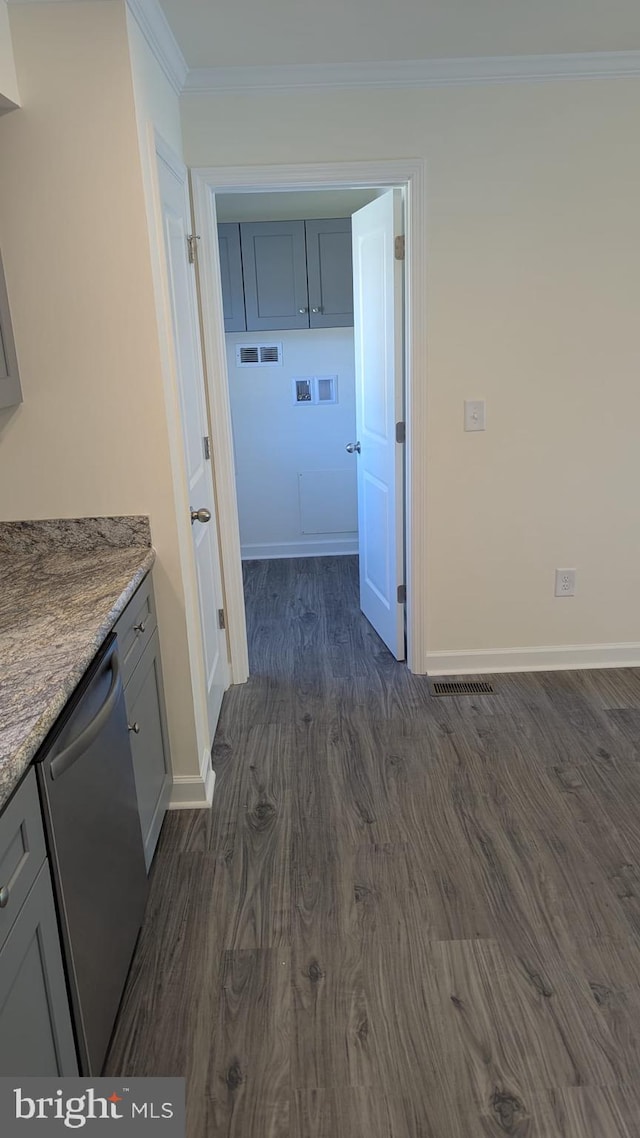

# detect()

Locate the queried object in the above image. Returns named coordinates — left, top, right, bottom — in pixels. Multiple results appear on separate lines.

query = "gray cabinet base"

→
left=0, top=862, right=78, bottom=1076
left=125, top=628, right=172, bottom=872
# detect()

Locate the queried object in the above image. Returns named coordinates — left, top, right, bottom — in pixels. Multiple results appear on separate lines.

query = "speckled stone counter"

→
left=0, top=517, right=156, bottom=812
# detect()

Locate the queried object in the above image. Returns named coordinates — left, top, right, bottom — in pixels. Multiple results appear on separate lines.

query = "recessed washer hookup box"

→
left=0, top=1078, right=185, bottom=1136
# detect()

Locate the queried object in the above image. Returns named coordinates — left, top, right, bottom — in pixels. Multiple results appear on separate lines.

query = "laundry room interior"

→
left=216, top=187, right=384, bottom=562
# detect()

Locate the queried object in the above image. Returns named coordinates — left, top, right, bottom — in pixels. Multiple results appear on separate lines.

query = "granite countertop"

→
left=0, top=517, right=156, bottom=812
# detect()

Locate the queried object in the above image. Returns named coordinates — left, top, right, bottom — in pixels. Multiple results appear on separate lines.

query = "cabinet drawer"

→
left=0, top=769, right=47, bottom=950
left=113, top=574, right=157, bottom=687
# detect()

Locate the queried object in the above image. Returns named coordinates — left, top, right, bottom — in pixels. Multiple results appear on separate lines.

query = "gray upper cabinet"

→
left=305, top=218, right=354, bottom=329
left=240, top=220, right=310, bottom=332
left=0, top=251, right=22, bottom=409
left=217, top=223, right=246, bottom=333
left=218, top=217, right=354, bottom=333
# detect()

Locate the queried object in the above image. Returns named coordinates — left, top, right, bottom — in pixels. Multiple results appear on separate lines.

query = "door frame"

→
left=191, top=159, right=428, bottom=676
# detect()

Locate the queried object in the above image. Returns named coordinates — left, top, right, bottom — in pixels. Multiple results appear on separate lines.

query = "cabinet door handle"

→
left=311, top=307, right=322, bottom=314
left=0, top=884, right=10, bottom=909
left=128, top=722, right=141, bottom=734
left=134, top=620, right=147, bottom=634
left=298, top=307, right=308, bottom=314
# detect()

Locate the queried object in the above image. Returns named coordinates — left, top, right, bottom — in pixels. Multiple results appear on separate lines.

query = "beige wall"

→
left=182, top=80, right=640, bottom=660
left=0, top=2, right=204, bottom=787
left=0, top=0, right=18, bottom=110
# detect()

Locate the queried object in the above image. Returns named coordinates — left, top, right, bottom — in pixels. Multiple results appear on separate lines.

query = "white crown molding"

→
left=8, top=4, right=640, bottom=96
left=183, top=51, right=640, bottom=96
left=426, top=642, right=640, bottom=677
left=125, top=0, right=188, bottom=95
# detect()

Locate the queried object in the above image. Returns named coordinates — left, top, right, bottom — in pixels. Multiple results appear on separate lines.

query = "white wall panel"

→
left=226, top=327, right=358, bottom=558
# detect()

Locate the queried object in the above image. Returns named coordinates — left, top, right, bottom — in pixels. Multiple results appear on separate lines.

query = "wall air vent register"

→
left=236, top=343, right=283, bottom=367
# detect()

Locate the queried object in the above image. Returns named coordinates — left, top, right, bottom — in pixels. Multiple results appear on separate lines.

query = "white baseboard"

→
left=426, top=642, right=640, bottom=676
left=241, top=537, right=358, bottom=560
left=169, top=766, right=216, bottom=810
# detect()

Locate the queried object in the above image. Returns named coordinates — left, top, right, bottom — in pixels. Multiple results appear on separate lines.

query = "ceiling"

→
left=158, top=0, right=640, bottom=70
left=216, top=189, right=381, bottom=223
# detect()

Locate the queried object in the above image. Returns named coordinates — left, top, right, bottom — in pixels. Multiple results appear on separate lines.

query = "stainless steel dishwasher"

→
left=36, top=633, right=148, bottom=1076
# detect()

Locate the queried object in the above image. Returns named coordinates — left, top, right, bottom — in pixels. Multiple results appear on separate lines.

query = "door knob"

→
left=346, top=442, right=361, bottom=454
left=190, top=507, right=212, bottom=524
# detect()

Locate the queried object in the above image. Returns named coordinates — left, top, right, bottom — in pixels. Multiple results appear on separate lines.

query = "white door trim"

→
left=191, top=158, right=428, bottom=675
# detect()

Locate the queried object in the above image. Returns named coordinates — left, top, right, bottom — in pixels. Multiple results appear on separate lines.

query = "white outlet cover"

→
left=555, top=568, right=576, bottom=597
left=464, top=399, right=486, bottom=431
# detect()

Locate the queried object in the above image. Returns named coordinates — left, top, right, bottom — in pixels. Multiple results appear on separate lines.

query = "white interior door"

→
left=351, top=190, right=405, bottom=660
left=156, top=148, right=229, bottom=743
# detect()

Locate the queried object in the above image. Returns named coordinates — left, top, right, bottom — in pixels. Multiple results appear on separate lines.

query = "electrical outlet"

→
left=555, top=568, right=576, bottom=597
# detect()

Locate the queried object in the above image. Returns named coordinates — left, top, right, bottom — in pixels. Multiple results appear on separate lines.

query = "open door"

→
left=156, top=145, right=229, bottom=743
left=351, top=190, right=405, bottom=661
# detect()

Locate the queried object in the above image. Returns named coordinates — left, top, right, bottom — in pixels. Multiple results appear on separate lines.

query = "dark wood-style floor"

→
left=106, top=556, right=640, bottom=1136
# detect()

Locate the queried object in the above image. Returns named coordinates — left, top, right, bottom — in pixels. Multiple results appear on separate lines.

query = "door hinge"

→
left=397, top=584, right=406, bottom=604
left=218, top=608, right=226, bottom=630
left=394, top=235, right=405, bottom=261
left=203, top=435, right=211, bottom=460
left=187, top=234, right=200, bottom=264
left=396, top=421, right=406, bottom=444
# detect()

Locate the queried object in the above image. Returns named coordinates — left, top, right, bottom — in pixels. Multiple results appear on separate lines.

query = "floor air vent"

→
left=430, top=680, right=495, bottom=696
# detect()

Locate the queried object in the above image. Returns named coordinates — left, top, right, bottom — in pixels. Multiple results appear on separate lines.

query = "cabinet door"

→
left=124, top=630, right=172, bottom=872
left=0, top=769, right=47, bottom=951
left=306, top=218, right=354, bottom=329
left=217, top=223, right=246, bottom=332
left=0, top=251, right=22, bottom=409
left=241, top=221, right=309, bottom=331
left=0, top=863, right=78, bottom=1076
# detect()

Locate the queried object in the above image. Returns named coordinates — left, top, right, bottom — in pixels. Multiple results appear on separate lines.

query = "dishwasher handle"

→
left=50, top=651, right=123, bottom=782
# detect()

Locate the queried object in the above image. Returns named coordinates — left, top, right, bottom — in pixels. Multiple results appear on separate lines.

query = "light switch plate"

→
left=464, top=399, right=486, bottom=431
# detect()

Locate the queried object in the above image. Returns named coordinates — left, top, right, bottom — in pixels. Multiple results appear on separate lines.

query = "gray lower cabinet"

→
left=0, top=772, right=78, bottom=1076
left=114, top=574, right=172, bottom=872
left=0, top=574, right=172, bottom=1077
left=123, top=629, right=172, bottom=871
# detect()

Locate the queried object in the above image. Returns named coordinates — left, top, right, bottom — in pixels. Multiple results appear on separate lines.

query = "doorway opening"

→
left=191, top=159, right=428, bottom=685
left=216, top=185, right=406, bottom=670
